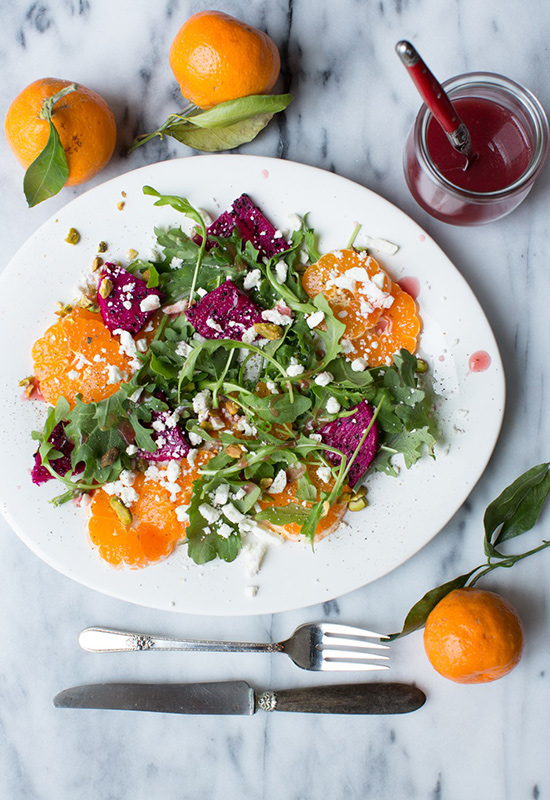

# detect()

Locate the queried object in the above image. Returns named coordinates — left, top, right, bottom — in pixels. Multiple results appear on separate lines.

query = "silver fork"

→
left=79, top=623, right=390, bottom=672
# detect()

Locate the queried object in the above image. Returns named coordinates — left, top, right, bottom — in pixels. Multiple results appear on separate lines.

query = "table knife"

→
left=54, top=680, right=426, bottom=715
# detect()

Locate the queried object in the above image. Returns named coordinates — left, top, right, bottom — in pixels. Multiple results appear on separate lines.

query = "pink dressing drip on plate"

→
left=469, top=350, right=492, bottom=372
left=398, top=277, right=420, bottom=299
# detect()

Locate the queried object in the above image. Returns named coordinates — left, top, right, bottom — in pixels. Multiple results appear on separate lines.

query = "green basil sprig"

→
left=129, top=94, right=293, bottom=154
left=388, top=463, right=550, bottom=639
left=23, top=83, right=77, bottom=207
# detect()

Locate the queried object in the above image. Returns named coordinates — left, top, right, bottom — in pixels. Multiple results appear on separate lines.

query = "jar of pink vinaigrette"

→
left=404, top=72, right=549, bottom=225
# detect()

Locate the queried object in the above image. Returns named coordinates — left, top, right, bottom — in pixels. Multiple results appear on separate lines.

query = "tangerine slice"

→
left=346, top=280, right=421, bottom=367
left=88, top=450, right=211, bottom=569
left=302, top=249, right=393, bottom=339
left=32, top=308, right=134, bottom=408
left=257, top=462, right=348, bottom=541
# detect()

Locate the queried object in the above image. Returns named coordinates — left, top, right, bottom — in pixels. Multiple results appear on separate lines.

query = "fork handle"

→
left=79, top=627, right=281, bottom=654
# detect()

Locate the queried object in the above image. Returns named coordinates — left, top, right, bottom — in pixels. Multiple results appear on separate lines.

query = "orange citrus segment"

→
left=346, top=281, right=421, bottom=367
left=31, top=308, right=134, bottom=408
left=302, top=249, right=393, bottom=339
left=257, top=463, right=348, bottom=541
left=88, top=450, right=212, bottom=569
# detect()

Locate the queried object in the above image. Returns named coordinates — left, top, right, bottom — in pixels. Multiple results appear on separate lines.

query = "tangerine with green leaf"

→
left=423, top=587, right=524, bottom=683
left=4, top=78, right=116, bottom=202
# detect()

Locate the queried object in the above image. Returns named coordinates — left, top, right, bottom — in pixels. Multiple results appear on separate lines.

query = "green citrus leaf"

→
left=23, top=118, right=69, bottom=207
left=186, top=94, right=293, bottom=129
left=386, top=570, right=478, bottom=641
left=164, top=113, right=276, bottom=152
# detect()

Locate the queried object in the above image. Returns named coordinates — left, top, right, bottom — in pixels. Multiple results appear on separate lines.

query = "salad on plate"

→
left=28, top=187, right=438, bottom=574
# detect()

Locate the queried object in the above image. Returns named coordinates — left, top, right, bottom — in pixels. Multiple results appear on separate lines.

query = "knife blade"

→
left=53, top=681, right=426, bottom=715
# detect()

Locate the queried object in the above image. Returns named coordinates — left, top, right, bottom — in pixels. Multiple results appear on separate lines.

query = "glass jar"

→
left=404, top=72, right=549, bottom=225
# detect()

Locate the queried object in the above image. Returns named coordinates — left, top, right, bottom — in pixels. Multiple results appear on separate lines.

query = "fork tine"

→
left=320, top=661, right=390, bottom=672
left=320, top=636, right=389, bottom=650
left=319, top=623, right=389, bottom=640
left=321, top=649, right=389, bottom=662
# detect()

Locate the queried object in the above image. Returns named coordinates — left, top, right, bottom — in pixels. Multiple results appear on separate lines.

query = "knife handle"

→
left=257, top=683, right=426, bottom=715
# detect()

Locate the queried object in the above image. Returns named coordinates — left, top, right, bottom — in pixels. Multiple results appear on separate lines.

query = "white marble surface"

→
left=1, top=1, right=550, bottom=798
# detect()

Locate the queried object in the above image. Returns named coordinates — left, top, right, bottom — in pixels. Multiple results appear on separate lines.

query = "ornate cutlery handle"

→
left=79, top=627, right=282, bottom=654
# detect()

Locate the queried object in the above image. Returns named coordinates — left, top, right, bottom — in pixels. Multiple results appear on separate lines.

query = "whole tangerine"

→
left=169, top=11, right=280, bottom=109
left=4, top=78, right=116, bottom=186
left=423, top=587, right=524, bottom=684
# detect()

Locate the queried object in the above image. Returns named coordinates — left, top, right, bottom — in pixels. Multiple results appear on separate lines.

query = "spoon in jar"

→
left=396, top=40, right=476, bottom=166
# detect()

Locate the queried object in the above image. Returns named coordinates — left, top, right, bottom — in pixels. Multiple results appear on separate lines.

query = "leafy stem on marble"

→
left=388, top=462, right=550, bottom=640
left=129, top=93, right=293, bottom=153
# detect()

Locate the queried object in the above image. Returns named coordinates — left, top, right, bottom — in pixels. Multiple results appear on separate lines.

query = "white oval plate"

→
left=0, top=156, right=505, bottom=615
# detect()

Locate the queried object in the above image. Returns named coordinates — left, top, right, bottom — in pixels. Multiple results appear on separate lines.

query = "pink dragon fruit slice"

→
left=32, top=422, right=82, bottom=485
left=196, top=194, right=291, bottom=259
left=186, top=280, right=263, bottom=341
left=317, top=400, right=379, bottom=486
left=134, top=410, right=190, bottom=462
left=97, top=264, right=163, bottom=334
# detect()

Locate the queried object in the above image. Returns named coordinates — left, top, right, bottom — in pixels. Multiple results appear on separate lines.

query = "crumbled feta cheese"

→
left=236, top=416, right=257, bottom=437
left=326, top=396, right=341, bottom=414
left=268, top=469, right=287, bottom=495
left=287, top=213, right=303, bottom=231
left=114, top=329, right=141, bottom=372
left=106, top=364, right=125, bottom=384
left=309, top=433, right=322, bottom=442
left=175, top=505, right=189, bottom=523
left=306, top=310, right=325, bottom=329
left=232, top=487, right=246, bottom=501
left=221, top=503, right=245, bottom=524
left=192, top=389, right=212, bottom=421
left=351, top=357, right=368, bottom=372
left=262, top=303, right=293, bottom=326
left=199, top=503, right=221, bottom=524
left=243, top=269, right=262, bottom=290
left=240, top=542, right=267, bottom=576
left=314, top=371, right=333, bottom=386
left=136, top=338, right=148, bottom=353
left=187, top=449, right=198, bottom=469
left=170, top=256, right=184, bottom=270
left=265, top=381, right=279, bottom=394
left=188, top=431, right=203, bottom=447
left=139, top=295, right=161, bottom=313
left=67, top=370, right=80, bottom=381
left=212, top=484, right=230, bottom=507
left=102, top=479, right=139, bottom=507
left=206, top=318, right=223, bottom=332
left=316, top=466, right=332, bottom=483
left=241, top=327, right=258, bottom=345
left=287, top=358, right=305, bottom=377
left=218, top=523, right=233, bottom=539
left=341, top=338, right=354, bottom=354
left=166, top=461, right=181, bottom=483
left=245, top=585, right=259, bottom=597
left=275, top=262, right=288, bottom=283
left=176, top=341, right=192, bottom=358
left=126, top=444, right=138, bottom=456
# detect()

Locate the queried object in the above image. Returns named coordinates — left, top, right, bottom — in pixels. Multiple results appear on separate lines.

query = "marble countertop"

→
left=1, top=1, right=550, bottom=798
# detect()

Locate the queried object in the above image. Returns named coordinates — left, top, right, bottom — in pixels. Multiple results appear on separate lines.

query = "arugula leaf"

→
left=255, top=504, right=311, bottom=525
left=185, top=477, right=241, bottom=564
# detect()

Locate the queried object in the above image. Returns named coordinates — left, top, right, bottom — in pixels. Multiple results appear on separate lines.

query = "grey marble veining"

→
left=1, top=1, right=550, bottom=798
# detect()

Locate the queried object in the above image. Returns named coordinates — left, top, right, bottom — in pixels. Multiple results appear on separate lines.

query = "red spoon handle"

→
left=396, top=40, right=462, bottom=134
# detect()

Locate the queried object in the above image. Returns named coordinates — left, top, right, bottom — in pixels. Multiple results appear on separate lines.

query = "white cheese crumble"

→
left=275, top=262, right=288, bottom=283
left=316, top=466, right=332, bottom=483
left=199, top=503, right=221, bottom=524
left=240, top=541, right=267, bottom=576
left=268, top=469, right=287, bottom=495
left=314, top=371, right=333, bottom=386
left=192, top=389, right=212, bottom=421
left=326, top=396, right=341, bottom=414
left=176, top=341, right=192, bottom=358
left=106, top=365, right=126, bottom=384
left=351, top=357, right=368, bottom=372
left=175, top=505, right=189, bottom=523
left=287, top=358, right=305, bottom=377
left=243, top=269, right=262, bottom=290
left=188, top=431, right=203, bottom=447
left=306, top=310, right=325, bottom=329
left=139, top=295, right=161, bottom=313
left=212, top=484, right=230, bottom=507
left=221, top=503, right=245, bottom=524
